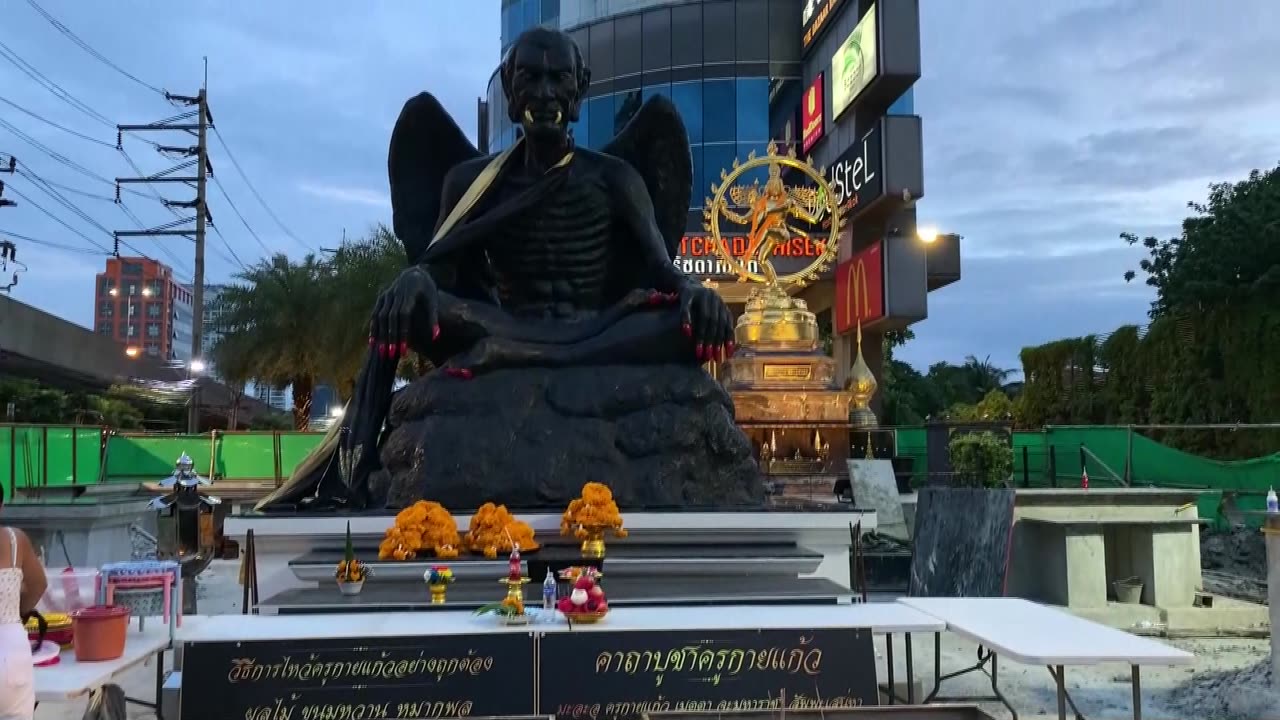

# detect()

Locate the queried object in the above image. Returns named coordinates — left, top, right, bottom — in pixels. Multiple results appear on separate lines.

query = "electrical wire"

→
left=0, top=115, right=152, bottom=199
left=210, top=174, right=270, bottom=255
left=2, top=185, right=113, bottom=253
left=0, top=39, right=114, bottom=127
left=211, top=126, right=312, bottom=251
left=0, top=94, right=115, bottom=147
left=23, top=0, right=166, bottom=96
left=0, top=227, right=109, bottom=256
left=210, top=224, right=247, bottom=270
left=16, top=167, right=114, bottom=236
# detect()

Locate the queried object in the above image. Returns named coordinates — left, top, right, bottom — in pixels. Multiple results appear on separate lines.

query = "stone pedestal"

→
left=847, top=459, right=905, bottom=537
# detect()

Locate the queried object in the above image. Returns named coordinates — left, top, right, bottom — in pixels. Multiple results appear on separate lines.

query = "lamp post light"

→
left=917, top=226, right=939, bottom=244
left=186, top=358, right=205, bottom=434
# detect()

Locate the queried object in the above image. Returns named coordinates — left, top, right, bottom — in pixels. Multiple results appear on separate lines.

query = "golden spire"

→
left=848, top=320, right=878, bottom=428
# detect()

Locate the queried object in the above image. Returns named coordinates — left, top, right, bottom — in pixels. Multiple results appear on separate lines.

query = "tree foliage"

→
left=209, top=225, right=405, bottom=430
left=1019, top=164, right=1280, bottom=457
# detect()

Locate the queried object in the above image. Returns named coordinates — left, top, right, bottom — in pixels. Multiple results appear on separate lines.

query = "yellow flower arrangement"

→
left=378, top=500, right=462, bottom=560
left=560, top=482, right=628, bottom=539
left=467, top=502, right=539, bottom=558
left=334, top=558, right=370, bottom=583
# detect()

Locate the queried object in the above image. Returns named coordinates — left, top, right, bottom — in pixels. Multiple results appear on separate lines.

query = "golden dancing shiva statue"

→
left=703, top=143, right=840, bottom=350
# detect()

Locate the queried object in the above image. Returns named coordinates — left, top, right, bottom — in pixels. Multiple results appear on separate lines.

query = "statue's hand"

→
left=369, top=266, right=440, bottom=359
left=679, top=284, right=735, bottom=363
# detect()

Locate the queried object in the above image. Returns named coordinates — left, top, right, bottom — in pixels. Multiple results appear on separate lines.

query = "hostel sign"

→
left=834, top=240, right=884, bottom=333
left=825, top=123, right=883, bottom=222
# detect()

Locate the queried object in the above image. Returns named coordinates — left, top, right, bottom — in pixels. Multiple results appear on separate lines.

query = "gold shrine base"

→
left=732, top=390, right=855, bottom=423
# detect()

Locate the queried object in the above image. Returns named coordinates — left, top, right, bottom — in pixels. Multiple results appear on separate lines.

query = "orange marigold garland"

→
left=467, top=502, right=539, bottom=558
left=378, top=500, right=462, bottom=560
left=560, top=482, right=628, bottom=539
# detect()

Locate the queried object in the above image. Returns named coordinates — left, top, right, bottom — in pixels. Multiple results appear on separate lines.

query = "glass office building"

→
left=489, top=0, right=805, bottom=228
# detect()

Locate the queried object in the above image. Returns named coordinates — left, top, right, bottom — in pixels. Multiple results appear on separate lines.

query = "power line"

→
left=2, top=184, right=113, bottom=254
left=210, top=174, right=270, bottom=255
left=0, top=39, right=114, bottom=127
left=0, top=227, right=108, bottom=255
left=0, top=95, right=115, bottom=147
left=23, top=0, right=166, bottom=96
left=0, top=116, right=152, bottom=199
left=211, top=126, right=312, bottom=252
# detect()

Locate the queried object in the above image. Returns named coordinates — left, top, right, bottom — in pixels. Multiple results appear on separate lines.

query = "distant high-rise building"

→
left=253, top=383, right=290, bottom=411
left=200, top=283, right=231, bottom=377
left=93, top=257, right=193, bottom=362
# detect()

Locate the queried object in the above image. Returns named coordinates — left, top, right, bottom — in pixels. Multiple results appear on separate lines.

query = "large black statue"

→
left=261, top=28, right=764, bottom=512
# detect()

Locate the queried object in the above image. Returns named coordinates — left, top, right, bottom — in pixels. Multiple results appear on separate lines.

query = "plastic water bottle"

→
left=1266, top=487, right=1278, bottom=514
left=543, top=568, right=557, bottom=610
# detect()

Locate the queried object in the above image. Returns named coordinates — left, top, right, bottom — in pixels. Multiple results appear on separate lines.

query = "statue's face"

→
left=506, top=34, right=582, bottom=144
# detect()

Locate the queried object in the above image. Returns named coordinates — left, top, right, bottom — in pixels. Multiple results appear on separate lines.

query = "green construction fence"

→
left=3, top=424, right=1275, bottom=525
left=1, top=426, right=326, bottom=496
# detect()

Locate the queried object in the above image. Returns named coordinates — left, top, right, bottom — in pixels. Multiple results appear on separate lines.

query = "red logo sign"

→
left=801, top=74, right=824, bottom=155
left=834, top=240, right=884, bottom=334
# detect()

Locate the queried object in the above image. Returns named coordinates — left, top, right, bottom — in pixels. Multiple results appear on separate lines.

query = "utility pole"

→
left=0, top=155, right=16, bottom=292
left=116, top=91, right=213, bottom=432
left=0, top=154, right=15, bottom=208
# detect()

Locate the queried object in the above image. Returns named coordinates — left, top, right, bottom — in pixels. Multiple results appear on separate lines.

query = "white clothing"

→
left=0, top=526, right=35, bottom=720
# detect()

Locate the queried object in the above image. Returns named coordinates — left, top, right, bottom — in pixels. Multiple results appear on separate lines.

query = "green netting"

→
left=105, top=434, right=215, bottom=483
left=0, top=426, right=104, bottom=494
left=2, top=423, right=1275, bottom=525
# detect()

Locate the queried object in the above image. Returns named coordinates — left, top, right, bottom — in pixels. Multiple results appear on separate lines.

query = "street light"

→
left=330, top=405, right=344, bottom=419
left=917, top=226, right=939, bottom=244
left=189, top=359, right=207, bottom=374
left=125, top=346, right=140, bottom=358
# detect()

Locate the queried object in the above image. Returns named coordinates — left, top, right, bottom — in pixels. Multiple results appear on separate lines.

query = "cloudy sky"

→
left=2, top=0, right=1277, bottom=374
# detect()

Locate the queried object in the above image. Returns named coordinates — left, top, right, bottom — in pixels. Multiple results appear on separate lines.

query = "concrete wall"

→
left=1, top=294, right=185, bottom=385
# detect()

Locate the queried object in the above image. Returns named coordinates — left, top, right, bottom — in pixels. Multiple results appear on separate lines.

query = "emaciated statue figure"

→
left=261, top=28, right=764, bottom=512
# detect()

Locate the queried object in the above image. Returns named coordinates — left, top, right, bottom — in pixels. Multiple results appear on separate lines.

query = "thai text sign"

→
left=674, top=234, right=830, bottom=280
left=834, top=240, right=884, bottom=333
left=801, top=74, right=825, bottom=155
left=180, top=633, right=536, bottom=720
left=831, top=5, right=878, bottom=120
left=539, top=628, right=877, bottom=719
left=802, top=0, right=850, bottom=53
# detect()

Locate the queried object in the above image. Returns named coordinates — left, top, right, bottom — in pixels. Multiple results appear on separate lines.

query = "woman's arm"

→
left=16, top=529, right=48, bottom=614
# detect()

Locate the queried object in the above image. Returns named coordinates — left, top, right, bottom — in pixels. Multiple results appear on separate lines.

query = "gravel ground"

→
left=31, top=559, right=1277, bottom=720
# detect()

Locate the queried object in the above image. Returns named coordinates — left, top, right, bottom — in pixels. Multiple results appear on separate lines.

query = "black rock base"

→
left=373, top=363, right=765, bottom=510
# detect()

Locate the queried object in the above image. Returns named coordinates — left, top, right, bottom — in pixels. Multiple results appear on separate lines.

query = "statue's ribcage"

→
left=487, top=179, right=614, bottom=319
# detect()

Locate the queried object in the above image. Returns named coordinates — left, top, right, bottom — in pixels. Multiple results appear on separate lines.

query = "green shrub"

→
left=949, top=431, right=1013, bottom=488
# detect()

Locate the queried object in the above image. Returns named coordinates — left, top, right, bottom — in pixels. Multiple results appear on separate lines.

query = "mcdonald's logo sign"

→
left=834, top=240, right=884, bottom=334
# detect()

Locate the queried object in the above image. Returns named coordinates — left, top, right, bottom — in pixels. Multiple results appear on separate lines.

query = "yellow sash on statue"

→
left=426, top=137, right=574, bottom=250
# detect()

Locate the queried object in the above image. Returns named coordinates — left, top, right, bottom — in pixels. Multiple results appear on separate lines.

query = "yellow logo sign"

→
left=845, top=258, right=870, bottom=322
left=807, top=86, right=817, bottom=114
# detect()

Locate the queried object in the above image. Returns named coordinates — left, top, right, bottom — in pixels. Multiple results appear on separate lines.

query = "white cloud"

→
left=298, top=183, right=391, bottom=210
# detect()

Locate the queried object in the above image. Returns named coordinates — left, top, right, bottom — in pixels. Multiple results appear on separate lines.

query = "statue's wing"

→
left=388, top=93, right=483, bottom=266
left=601, top=95, right=691, bottom=260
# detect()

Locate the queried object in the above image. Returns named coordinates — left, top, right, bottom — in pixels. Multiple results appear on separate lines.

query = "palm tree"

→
left=962, top=355, right=1013, bottom=398
left=213, top=253, right=334, bottom=430
left=324, top=225, right=407, bottom=399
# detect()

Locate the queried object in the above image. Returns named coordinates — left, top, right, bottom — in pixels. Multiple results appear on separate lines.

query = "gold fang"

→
left=523, top=109, right=535, bottom=124
left=555, top=110, right=563, bottom=124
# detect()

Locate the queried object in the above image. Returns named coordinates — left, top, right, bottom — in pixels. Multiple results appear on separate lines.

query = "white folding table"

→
left=34, top=619, right=173, bottom=706
left=898, top=598, right=1194, bottom=720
